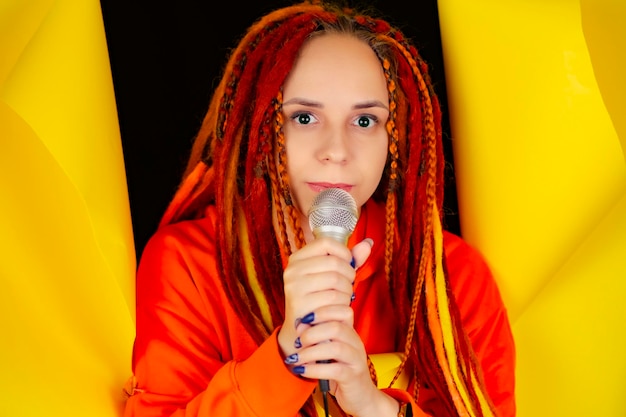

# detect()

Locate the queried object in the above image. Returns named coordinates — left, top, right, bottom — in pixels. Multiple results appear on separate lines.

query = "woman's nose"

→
left=317, top=129, right=349, bottom=163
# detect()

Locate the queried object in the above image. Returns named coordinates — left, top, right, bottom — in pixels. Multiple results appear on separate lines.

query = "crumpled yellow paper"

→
left=439, top=0, right=626, bottom=415
left=1, top=0, right=135, bottom=415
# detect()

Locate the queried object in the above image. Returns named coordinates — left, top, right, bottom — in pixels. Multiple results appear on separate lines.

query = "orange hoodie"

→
left=124, top=200, right=515, bottom=417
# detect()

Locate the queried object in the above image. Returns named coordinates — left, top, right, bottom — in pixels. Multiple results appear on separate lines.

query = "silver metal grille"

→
left=307, top=188, right=358, bottom=243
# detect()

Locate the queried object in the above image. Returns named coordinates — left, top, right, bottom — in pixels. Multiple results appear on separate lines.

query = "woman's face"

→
left=281, top=33, right=389, bottom=233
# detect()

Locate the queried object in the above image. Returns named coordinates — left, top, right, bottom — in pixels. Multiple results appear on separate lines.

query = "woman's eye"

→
left=354, top=115, right=378, bottom=128
left=291, top=112, right=317, bottom=125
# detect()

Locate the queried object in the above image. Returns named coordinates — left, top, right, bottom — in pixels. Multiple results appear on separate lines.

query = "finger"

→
left=290, top=237, right=353, bottom=263
left=310, top=304, right=355, bottom=328
left=303, top=256, right=357, bottom=282
left=293, top=325, right=364, bottom=372
left=284, top=257, right=356, bottom=301
left=350, top=238, right=373, bottom=270
left=300, top=286, right=354, bottom=312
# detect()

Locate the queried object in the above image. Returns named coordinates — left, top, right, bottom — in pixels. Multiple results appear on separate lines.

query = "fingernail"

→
left=284, top=353, right=299, bottom=364
left=351, top=292, right=356, bottom=302
left=292, top=365, right=305, bottom=375
left=294, top=337, right=302, bottom=349
left=300, top=312, right=315, bottom=324
left=350, top=257, right=356, bottom=268
left=364, top=238, right=374, bottom=247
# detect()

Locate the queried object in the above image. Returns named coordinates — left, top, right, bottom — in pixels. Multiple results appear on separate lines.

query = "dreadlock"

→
left=160, top=1, right=497, bottom=416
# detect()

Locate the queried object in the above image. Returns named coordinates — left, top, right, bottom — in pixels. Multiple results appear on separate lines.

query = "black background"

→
left=99, top=0, right=458, bottom=260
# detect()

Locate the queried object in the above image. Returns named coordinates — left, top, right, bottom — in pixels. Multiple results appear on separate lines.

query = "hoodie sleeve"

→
left=123, top=218, right=316, bottom=417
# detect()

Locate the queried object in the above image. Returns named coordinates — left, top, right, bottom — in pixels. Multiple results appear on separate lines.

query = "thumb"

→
left=351, top=238, right=374, bottom=269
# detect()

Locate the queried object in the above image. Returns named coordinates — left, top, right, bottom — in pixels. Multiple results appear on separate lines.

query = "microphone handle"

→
left=318, top=362, right=331, bottom=417
left=318, top=361, right=330, bottom=393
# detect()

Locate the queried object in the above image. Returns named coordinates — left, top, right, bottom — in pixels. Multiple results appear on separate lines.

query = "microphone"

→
left=308, top=187, right=358, bottom=244
left=307, top=188, right=358, bottom=415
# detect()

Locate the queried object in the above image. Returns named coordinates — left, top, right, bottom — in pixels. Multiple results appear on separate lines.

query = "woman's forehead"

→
left=282, top=33, right=387, bottom=102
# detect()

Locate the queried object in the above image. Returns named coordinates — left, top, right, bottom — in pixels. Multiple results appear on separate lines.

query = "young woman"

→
left=123, top=2, right=515, bottom=416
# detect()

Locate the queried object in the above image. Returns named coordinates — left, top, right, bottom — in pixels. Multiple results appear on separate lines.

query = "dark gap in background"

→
left=99, top=0, right=459, bottom=261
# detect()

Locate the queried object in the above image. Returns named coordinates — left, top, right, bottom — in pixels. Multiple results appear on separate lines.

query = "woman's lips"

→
left=308, top=182, right=352, bottom=192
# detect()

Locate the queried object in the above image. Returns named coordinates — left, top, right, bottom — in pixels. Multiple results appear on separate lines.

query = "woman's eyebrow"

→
left=282, top=97, right=322, bottom=107
left=353, top=100, right=389, bottom=111
left=282, top=98, right=388, bottom=111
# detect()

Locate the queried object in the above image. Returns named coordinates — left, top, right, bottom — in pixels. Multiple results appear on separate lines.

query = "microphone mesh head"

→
left=308, top=188, right=358, bottom=242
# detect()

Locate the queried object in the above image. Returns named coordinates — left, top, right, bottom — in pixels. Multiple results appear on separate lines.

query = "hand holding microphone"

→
left=307, top=188, right=358, bottom=412
left=279, top=188, right=374, bottom=416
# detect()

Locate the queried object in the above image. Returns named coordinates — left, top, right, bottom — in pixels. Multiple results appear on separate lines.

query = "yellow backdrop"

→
left=438, top=0, right=626, bottom=415
left=3, top=0, right=625, bottom=416
left=1, top=0, right=135, bottom=415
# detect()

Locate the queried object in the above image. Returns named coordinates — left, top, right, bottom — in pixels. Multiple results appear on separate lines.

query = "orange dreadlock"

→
left=160, top=1, right=497, bottom=416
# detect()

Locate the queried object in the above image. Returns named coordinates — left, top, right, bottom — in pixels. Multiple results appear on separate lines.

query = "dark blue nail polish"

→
left=284, top=353, right=299, bottom=364
left=294, top=337, right=302, bottom=349
left=292, top=365, right=305, bottom=375
left=301, top=312, right=315, bottom=324
left=351, top=292, right=356, bottom=302
left=350, top=257, right=356, bottom=268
